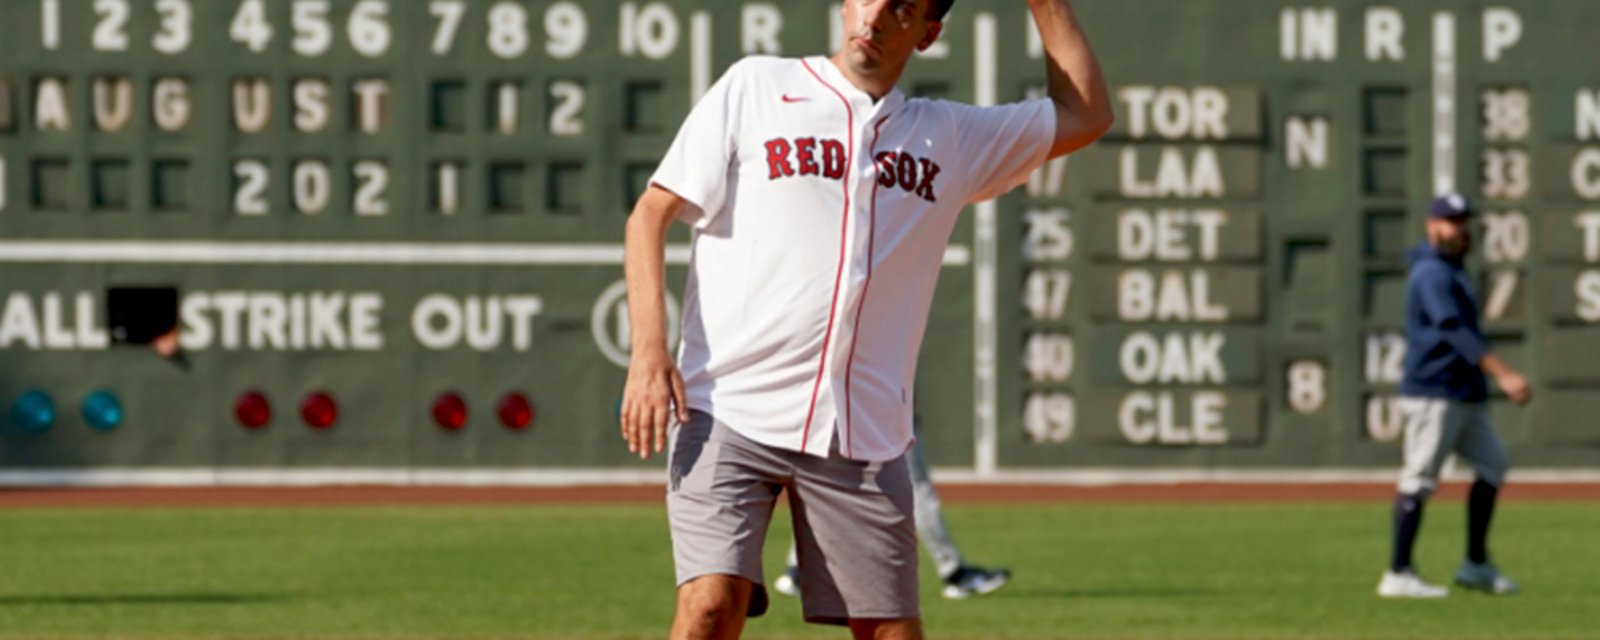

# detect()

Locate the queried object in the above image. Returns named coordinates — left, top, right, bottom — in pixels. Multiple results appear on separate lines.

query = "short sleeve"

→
left=946, top=98, right=1057, bottom=204
left=650, top=63, right=745, bottom=228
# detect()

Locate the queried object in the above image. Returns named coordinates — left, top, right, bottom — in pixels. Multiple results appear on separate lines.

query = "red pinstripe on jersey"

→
left=841, top=114, right=893, bottom=458
left=797, top=58, right=855, bottom=455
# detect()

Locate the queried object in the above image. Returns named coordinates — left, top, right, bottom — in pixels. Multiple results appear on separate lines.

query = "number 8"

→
left=488, top=2, right=531, bottom=59
left=1287, top=360, right=1327, bottom=414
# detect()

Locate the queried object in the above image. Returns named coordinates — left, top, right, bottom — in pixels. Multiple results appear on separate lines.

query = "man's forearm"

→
left=1479, top=352, right=1514, bottom=378
left=1028, top=0, right=1112, bottom=125
left=623, top=206, right=674, bottom=359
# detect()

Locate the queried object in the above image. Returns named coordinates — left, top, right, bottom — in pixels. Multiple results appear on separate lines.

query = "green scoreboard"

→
left=1, top=0, right=1597, bottom=479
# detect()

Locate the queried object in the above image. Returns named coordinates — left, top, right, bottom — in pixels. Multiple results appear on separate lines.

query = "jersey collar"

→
left=811, top=56, right=906, bottom=120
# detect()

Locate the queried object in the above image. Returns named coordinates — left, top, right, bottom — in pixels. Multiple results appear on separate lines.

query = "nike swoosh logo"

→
left=781, top=94, right=808, bottom=103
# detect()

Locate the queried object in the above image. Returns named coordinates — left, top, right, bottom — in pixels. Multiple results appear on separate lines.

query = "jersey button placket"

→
left=832, top=103, right=890, bottom=452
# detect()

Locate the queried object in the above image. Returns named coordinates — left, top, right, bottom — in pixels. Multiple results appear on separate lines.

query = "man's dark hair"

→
left=929, top=0, right=955, bottom=21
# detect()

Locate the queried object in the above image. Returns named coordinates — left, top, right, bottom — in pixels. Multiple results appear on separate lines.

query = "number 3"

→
left=153, top=0, right=193, bottom=54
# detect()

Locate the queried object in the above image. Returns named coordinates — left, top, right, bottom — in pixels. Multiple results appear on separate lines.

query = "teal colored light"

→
left=82, top=390, right=123, bottom=431
left=11, top=390, right=56, bottom=434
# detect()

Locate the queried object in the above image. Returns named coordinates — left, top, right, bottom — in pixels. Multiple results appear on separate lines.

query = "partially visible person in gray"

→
left=773, top=436, right=1010, bottom=600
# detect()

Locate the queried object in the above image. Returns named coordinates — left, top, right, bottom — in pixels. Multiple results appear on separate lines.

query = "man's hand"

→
left=1480, top=352, right=1532, bottom=405
left=620, top=349, right=689, bottom=460
left=1494, top=371, right=1532, bottom=405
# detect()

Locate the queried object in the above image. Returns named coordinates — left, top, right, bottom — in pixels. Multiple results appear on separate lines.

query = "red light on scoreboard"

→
left=432, top=393, right=468, bottom=431
left=497, top=393, right=533, bottom=431
left=300, top=392, right=338, bottom=430
left=234, top=391, right=271, bottom=429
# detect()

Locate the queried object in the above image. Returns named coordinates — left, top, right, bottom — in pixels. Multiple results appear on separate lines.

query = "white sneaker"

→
left=771, top=567, right=800, bottom=597
left=1455, top=561, right=1520, bottom=595
left=1377, top=570, right=1449, bottom=598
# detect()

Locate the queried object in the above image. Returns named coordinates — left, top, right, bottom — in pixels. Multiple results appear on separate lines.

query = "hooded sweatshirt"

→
left=1399, top=243, right=1488, bottom=402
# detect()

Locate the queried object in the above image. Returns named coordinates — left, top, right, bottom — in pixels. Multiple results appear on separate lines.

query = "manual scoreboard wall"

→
left=0, top=1, right=1596, bottom=473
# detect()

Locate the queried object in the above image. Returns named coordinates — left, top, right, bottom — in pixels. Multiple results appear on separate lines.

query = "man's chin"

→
left=842, top=51, right=883, bottom=73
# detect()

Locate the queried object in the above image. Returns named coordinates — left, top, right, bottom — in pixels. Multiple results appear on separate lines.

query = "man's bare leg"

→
left=848, top=617, right=923, bottom=640
left=671, top=575, right=753, bottom=640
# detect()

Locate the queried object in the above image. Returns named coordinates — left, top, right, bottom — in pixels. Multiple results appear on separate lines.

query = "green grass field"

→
left=0, top=501, right=1596, bottom=639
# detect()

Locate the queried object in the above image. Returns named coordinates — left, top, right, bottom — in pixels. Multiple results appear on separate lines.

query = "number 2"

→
left=548, top=81, right=586, bottom=136
left=353, top=161, right=389, bottom=216
left=234, top=161, right=269, bottom=215
left=93, top=0, right=130, bottom=51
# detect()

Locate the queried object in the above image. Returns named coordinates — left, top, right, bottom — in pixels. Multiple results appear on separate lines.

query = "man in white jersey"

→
left=621, top=0, right=1111, bottom=637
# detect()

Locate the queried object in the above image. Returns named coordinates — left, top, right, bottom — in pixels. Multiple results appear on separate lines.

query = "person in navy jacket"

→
left=1378, top=194, right=1532, bottom=599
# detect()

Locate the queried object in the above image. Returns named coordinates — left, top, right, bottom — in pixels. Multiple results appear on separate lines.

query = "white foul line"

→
left=972, top=12, right=999, bottom=478
left=0, top=241, right=971, bottom=267
left=1433, top=12, right=1457, bottom=196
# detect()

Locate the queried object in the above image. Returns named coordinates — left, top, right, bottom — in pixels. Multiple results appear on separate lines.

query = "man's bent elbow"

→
left=1050, top=110, right=1114, bottom=158
left=1088, top=109, right=1116, bottom=139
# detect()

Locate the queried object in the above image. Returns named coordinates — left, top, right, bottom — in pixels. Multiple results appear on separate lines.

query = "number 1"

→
left=42, top=0, right=61, bottom=50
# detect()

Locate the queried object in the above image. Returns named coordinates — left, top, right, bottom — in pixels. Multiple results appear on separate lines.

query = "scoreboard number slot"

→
left=293, top=160, right=331, bottom=216
left=487, top=2, right=532, bottom=59
left=230, top=0, right=274, bottom=53
left=1024, top=392, right=1076, bottom=444
left=92, top=0, right=132, bottom=52
left=548, top=81, right=586, bottom=136
left=234, top=160, right=270, bottom=216
left=348, top=0, right=393, bottom=58
left=428, top=0, right=466, bottom=55
left=153, top=0, right=194, bottom=54
left=291, top=0, right=334, bottom=57
left=1285, top=360, right=1327, bottom=414
left=353, top=161, right=390, bottom=216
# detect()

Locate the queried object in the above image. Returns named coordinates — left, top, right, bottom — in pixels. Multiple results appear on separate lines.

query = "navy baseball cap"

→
left=1429, top=193, right=1473, bottom=218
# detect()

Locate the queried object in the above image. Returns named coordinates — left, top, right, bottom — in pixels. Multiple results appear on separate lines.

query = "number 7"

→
left=430, top=0, right=466, bottom=55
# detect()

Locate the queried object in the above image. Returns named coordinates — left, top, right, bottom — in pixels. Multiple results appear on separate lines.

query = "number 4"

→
left=231, top=0, right=274, bottom=53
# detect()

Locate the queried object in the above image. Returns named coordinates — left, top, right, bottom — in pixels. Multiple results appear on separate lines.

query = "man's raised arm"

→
left=1029, top=0, right=1114, bottom=158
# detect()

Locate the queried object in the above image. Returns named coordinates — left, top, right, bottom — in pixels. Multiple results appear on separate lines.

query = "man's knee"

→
left=1474, top=467, right=1507, bottom=488
left=848, top=617, right=923, bottom=640
left=1398, top=477, right=1437, bottom=500
left=675, top=575, right=752, bottom=631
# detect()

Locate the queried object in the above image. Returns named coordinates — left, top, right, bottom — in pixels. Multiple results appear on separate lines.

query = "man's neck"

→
left=827, top=53, right=901, bottom=102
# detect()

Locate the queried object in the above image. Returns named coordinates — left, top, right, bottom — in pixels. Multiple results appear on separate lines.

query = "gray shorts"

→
left=667, top=411, right=919, bottom=625
left=1398, top=396, right=1509, bottom=497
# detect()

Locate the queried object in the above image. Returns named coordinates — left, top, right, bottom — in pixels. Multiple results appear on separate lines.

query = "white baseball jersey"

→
left=652, top=55, right=1055, bottom=462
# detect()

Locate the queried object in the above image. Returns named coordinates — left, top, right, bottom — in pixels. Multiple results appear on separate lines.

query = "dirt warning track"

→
left=2, top=481, right=1597, bottom=508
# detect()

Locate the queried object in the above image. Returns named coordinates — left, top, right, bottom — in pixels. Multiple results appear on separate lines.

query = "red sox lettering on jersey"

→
left=765, top=136, right=942, bottom=203
left=651, top=56, right=1055, bottom=461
